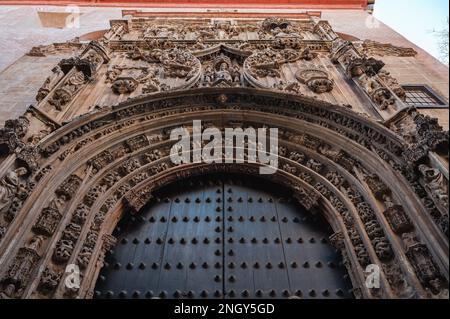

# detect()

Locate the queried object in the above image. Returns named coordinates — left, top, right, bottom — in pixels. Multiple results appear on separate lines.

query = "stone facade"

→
left=0, top=6, right=448, bottom=299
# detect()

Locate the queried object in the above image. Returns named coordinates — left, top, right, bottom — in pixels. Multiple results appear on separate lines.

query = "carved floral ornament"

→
left=0, top=16, right=448, bottom=299
left=0, top=87, right=448, bottom=299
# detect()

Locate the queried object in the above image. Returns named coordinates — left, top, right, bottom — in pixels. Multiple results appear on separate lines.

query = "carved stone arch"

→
left=0, top=88, right=447, bottom=299
left=86, top=163, right=374, bottom=298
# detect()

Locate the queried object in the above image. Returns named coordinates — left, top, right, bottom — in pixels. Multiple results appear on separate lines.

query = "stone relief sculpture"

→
left=0, top=168, right=28, bottom=214
left=419, top=164, right=449, bottom=213
left=48, top=71, right=87, bottom=111
left=355, top=39, right=418, bottom=57
left=0, top=13, right=447, bottom=300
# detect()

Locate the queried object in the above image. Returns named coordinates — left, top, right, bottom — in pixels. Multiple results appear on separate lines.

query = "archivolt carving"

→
left=0, top=15, right=448, bottom=300
left=243, top=48, right=316, bottom=88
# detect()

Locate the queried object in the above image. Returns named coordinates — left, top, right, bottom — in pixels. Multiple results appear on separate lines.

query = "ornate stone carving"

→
left=363, top=173, right=390, bottom=200
left=383, top=197, right=413, bottom=234
left=58, top=57, right=95, bottom=78
left=378, top=70, right=406, bottom=101
left=261, top=17, right=291, bottom=31
left=346, top=57, right=385, bottom=78
left=412, top=111, right=449, bottom=152
left=357, top=40, right=417, bottom=57
left=244, top=48, right=306, bottom=80
left=0, top=16, right=447, bottom=300
left=329, top=231, right=345, bottom=250
left=53, top=239, right=74, bottom=264
left=55, top=175, right=82, bottom=201
left=0, top=167, right=28, bottom=215
left=111, top=77, right=138, bottom=94
left=295, top=68, right=334, bottom=93
left=16, top=144, right=40, bottom=173
left=124, top=186, right=153, bottom=213
left=202, top=54, right=242, bottom=88
left=32, top=201, right=62, bottom=236
left=259, top=17, right=304, bottom=39
left=48, top=71, right=87, bottom=111
left=89, top=150, right=114, bottom=173
left=0, top=116, right=29, bottom=154
left=1, top=236, right=44, bottom=298
left=363, top=76, right=396, bottom=110
left=38, top=267, right=61, bottom=294
left=402, top=233, right=446, bottom=294
left=292, top=186, right=320, bottom=210
left=418, top=164, right=449, bottom=214
left=36, top=66, right=64, bottom=102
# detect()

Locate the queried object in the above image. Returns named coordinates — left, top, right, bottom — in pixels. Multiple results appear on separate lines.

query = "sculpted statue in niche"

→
left=0, top=235, right=44, bottom=299
left=363, top=75, right=396, bottom=110
left=0, top=116, right=29, bottom=154
left=203, top=65, right=214, bottom=84
left=105, top=65, right=121, bottom=83
left=0, top=167, right=28, bottom=215
left=295, top=68, right=334, bottom=94
left=378, top=70, right=406, bottom=101
left=213, top=55, right=233, bottom=87
left=85, top=49, right=103, bottom=70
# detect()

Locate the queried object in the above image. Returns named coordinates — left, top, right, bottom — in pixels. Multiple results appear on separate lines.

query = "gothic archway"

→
left=0, top=88, right=448, bottom=299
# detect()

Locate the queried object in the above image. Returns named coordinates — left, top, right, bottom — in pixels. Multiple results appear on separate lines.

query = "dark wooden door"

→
left=94, top=175, right=353, bottom=299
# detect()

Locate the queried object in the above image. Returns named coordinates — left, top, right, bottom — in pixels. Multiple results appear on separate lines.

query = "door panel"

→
left=94, top=176, right=353, bottom=299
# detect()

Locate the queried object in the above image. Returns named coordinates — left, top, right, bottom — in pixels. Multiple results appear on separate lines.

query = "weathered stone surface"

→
left=0, top=7, right=447, bottom=300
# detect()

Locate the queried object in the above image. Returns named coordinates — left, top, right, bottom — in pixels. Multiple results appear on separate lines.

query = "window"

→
left=402, top=85, right=448, bottom=108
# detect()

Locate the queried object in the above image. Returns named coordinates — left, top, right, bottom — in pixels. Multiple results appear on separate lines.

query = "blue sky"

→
left=373, top=0, right=449, bottom=65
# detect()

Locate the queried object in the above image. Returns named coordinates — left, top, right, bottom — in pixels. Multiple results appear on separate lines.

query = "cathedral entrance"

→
left=94, top=175, right=353, bottom=299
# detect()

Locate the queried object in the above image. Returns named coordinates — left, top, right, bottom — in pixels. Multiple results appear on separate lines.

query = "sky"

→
left=373, top=0, right=449, bottom=65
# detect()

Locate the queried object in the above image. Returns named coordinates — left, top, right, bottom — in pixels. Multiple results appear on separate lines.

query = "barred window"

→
left=402, top=85, right=448, bottom=108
